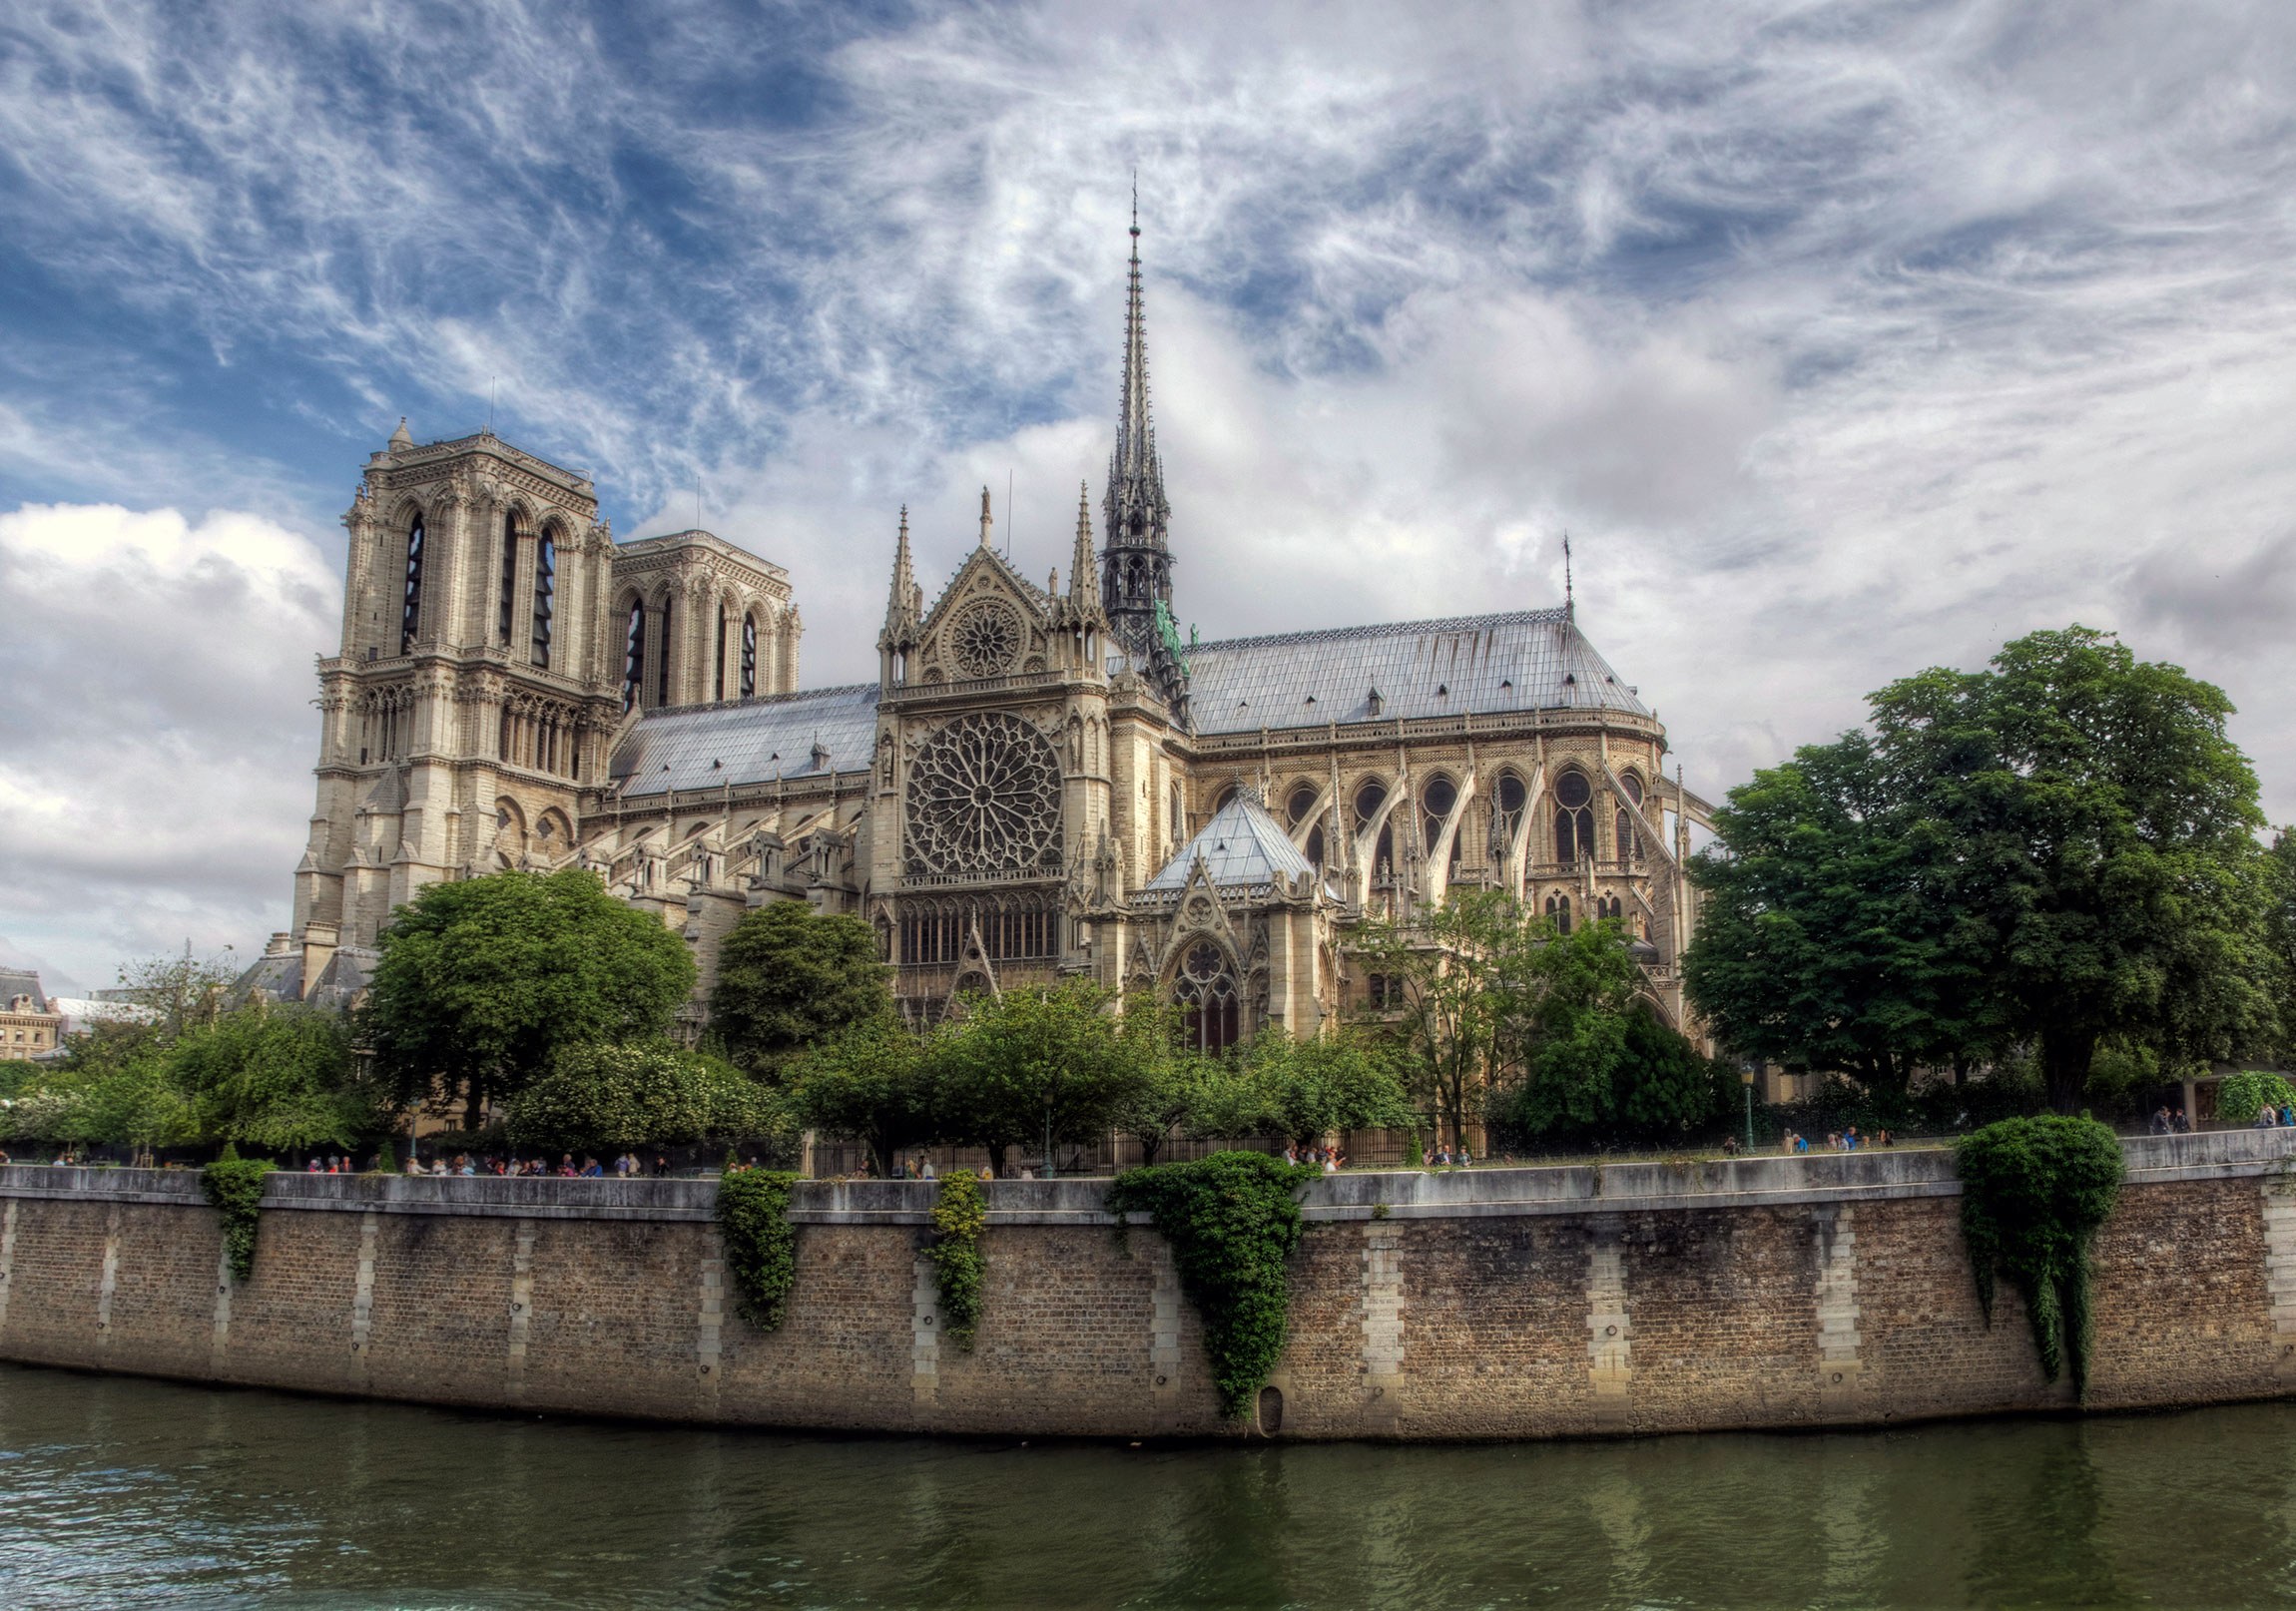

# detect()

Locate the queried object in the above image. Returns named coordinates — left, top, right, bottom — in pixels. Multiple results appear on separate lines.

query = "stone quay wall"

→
left=3, top=1131, right=2293, bottom=1440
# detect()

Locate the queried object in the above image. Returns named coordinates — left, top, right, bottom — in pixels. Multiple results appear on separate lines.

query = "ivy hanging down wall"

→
left=717, top=1169, right=800, bottom=1331
left=201, top=1151, right=275, bottom=1282
left=1956, top=1115, right=2125, bottom=1396
left=930, top=1173, right=985, bottom=1349
left=1106, top=1151, right=1323, bottom=1418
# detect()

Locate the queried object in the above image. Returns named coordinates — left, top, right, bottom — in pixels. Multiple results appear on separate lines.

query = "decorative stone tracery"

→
left=902, top=711, right=1063, bottom=877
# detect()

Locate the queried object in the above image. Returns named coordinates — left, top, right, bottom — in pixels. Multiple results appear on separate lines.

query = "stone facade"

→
left=4, top=1131, right=2292, bottom=1440
left=279, top=228, right=1715, bottom=1043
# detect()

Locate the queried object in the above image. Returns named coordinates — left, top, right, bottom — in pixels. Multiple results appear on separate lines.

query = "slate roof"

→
left=1142, top=793, right=1317, bottom=893
left=1183, top=607, right=1649, bottom=734
left=612, top=684, right=880, bottom=798
left=0, top=969, right=47, bottom=1013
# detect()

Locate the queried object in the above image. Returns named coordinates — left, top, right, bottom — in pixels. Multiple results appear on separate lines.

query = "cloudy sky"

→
left=3, top=0, right=2293, bottom=990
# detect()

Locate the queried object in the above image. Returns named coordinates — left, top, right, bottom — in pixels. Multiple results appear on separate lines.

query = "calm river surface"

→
left=3, top=1362, right=2292, bottom=1609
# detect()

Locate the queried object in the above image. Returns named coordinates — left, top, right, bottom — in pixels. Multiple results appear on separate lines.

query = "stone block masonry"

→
left=2, top=1132, right=2293, bottom=1441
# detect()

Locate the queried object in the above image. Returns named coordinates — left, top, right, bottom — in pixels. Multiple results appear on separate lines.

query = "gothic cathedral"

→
left=273, top=222, right=1714, bottom=1047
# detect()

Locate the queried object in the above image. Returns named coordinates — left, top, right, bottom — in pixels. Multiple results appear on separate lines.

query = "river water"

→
left=1, top=1362, right=2290, bottom=1608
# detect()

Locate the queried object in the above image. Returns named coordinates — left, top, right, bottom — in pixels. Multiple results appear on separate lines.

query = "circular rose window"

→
left=904, top=712, right=1062, bottom=876
left=950, top=601, right=1023, bottom=679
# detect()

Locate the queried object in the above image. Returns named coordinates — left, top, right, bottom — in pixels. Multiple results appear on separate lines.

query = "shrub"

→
left=1956, top=1116, right=2125, bottom=1395
left=201, top=1149, right=275, bottom=1282
left=717, top=1167, right=799, bottom=1331
left=1105, top=1151, right=1321, bottom=1418
left=505, top=1040, right=787, bottom=1153
left=2215, top=1070, right=2296, bottom=1126
left=929, top=1172, right=986, bottom=1349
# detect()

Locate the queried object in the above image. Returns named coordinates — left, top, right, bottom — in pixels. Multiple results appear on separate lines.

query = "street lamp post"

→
left=1741, top=1066, right=1757, bottom=1153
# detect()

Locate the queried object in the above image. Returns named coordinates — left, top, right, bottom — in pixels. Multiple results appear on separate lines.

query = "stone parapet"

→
left=2, top=1130, right=2291, bottom=1442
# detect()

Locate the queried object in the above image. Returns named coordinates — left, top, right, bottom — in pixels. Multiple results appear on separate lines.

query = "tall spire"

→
left=1070, top=481, right=1094, bottom=600
left=977, top=485, right=994, bottom=548
left=1100, top=200, right=1183, bottom=722
left=883, top=505, right=915, bottom=635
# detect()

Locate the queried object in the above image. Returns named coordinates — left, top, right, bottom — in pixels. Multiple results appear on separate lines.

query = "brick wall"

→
left=3, top=1132, right=2292, bottom=1441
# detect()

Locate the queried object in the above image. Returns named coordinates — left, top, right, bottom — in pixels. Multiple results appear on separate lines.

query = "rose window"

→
left=950, top=602, right=1023, bottom=680
left=904, top=712, right=1062, bottom=876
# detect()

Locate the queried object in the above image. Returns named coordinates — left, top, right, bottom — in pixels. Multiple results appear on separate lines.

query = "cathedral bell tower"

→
left=1099, top=207, right=1191, bottom=726
left=289, top=423, right=620, bottom=998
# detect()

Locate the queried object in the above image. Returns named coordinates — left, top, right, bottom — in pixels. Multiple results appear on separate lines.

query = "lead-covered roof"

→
left=1142, top=793, right=1317, bottom=893
left=1185, top=607, right=1648, bottom=733
left=611, top=684, right=879, bottom=798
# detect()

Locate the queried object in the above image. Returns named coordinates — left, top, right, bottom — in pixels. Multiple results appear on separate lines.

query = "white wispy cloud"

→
left=3, top=0, right=2295, bottom=981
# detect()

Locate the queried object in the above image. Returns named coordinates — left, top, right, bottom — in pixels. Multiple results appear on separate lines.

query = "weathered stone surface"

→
left=4, top=1131, right=2291, bottom=1441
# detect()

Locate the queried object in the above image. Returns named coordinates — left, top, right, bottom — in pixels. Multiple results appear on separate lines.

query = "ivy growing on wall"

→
left=201, top=1148, right=275, bottom=1283
left=1956, top=1115, right=2125, bottom=1396
left=930, top=1172, right=986, bottom=1349
left=1106, top=1151, right=1322, bottom=1418
left=717, top=1168, right=800, bottom=1331
left=2216, top=1070, right=2296, bottom=1126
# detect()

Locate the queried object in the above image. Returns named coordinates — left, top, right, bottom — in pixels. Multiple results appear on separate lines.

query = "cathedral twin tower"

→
left=279, top=224, right=1706, bottom=1052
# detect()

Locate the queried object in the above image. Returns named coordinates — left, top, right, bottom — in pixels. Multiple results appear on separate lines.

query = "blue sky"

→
left=5, top=0, right=2295, bottom=989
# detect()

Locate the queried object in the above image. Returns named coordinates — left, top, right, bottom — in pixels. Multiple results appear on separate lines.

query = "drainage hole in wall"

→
left=1257, top=1385, right=1284, bottom=1434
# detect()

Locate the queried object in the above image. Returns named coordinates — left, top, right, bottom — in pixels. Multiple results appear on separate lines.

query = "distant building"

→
left=0, top=971, right=64, bottom=1061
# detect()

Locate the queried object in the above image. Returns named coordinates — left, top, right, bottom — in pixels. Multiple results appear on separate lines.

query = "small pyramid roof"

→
left=1142, top=793, right=1315, bottom=893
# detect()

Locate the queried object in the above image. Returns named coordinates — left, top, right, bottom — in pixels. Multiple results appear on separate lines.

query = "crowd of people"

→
left=1774, top=1128, right=1895, bottom=1154
left=396, top=1152, right=672, bottom=1178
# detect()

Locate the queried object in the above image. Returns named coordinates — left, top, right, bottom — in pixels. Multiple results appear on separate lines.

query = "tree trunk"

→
left=464, top=1081, right=486, bottom=1134
left=987, top=1143, right=1008, bottom=1178
left=2041, top=1029, right=2097, bottom=1115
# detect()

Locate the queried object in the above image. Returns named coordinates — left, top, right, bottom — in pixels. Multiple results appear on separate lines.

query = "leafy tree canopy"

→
left=171, top=1001, right=375, bottom=1153
left=504, top=1039, right=786, bottom=1154
left=1500, top=922, right=1726, bottom=1146
left=1194, top=1027, right=1416, bottom=1147
left=1691, top=627, right=2275, bottom=1111
left=709, top=902, right=891, bottom=1076
left=935, top=980, right=1153, bottom=1173
left=784, top=1012, right=942, bottom=1176
left=1684, top=732, right=1999, bottom=1097
left=361, top=868, right=696, bottom=1126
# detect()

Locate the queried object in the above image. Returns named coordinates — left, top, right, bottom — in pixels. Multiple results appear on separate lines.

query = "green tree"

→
left=709, top=903, right=891, bottom=1076
left=114, top=946, right=240, bottom=1039
left=1689, top=627, right=2276, bottom=1113
left=784, top=1013, right=941, bottom=1177
left=1685, top=733, right=1999, bottom=1101
left=361, top=868, right=696, bottom=1127
left=936, top=980, right=1147, bottom=1176
left=1103, top=998, right=1218, bottom=1165
left=2214, top=1069, right=2296, bottom=1126
left=504, top=1040, right=785, bottom=1154
left=171, top=1001, right=373, bottom=1154
left=1872, top=627, right=2273, bottom=1111
left=2265, top=829, right=2296, bottom=1061
left=1195, top=1028, right=1416, bottom=1149
left=1354, top=886, right=1535, bottom=1147
left=1499, top=920, right=1725, bottom=1146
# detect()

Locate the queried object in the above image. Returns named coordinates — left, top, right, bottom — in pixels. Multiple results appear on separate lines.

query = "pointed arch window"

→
left=1491, top=771, right=1527, bottom=856
left=1553, top=770, right=1594, bottom=865
left=623, top=602, right=646, bottom=712
left=1422, top=775, right=1460, bottom=872
left=1546, top=893, right=1572, bottom=935
left=655, top=597, right=674, bottom=707
left=741, top=615, right=758, bottom=700
left=1174, top=941, right=1240, bottom=1053
left=530, top=534, right=555, bottom=669
left=496, top=515, right=519, bottom=643
left=399, top=514, right=426, bottom=654
left=1355, top=779, right=1394, bottom=879
left=715, top=610, right=729, bottom=703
